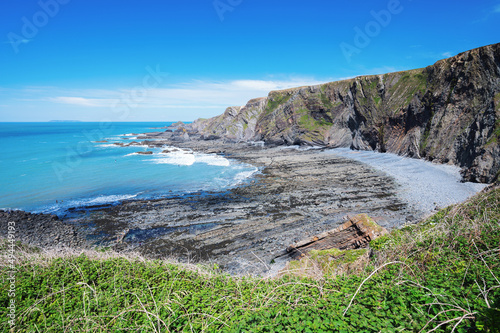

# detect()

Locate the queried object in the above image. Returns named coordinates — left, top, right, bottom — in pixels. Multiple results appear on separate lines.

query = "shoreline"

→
left=0, top=129, right=488, bottom=275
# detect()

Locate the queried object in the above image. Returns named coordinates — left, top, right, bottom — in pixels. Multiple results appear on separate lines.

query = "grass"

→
left=484, top=93, right=500, bottom=146
left=386, top=70, right=429, bottom=114
left=486, top=119, right=500, bottom=147
left=264, top=93, right=292, bottom=115
left=283, top=248, right=369, bottom=279
left=1, top=185, right=500, bottom=332
left=320, top=92, right=334, bottom=109
left=298, top=114, right=332, bottom=131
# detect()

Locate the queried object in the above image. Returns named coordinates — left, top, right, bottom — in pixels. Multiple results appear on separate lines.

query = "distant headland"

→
left=48, top=120, right=82, bottom=122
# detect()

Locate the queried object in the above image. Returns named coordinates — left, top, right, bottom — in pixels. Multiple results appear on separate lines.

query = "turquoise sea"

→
left=0, top=122, right=257, bottom=214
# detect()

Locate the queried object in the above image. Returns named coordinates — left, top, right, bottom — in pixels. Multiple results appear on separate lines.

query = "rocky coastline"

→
left=0, top=126, right=475, bottom=275
left=193, top=43, right=500, bottom=183
left=2, top=43, right=499, bottom=275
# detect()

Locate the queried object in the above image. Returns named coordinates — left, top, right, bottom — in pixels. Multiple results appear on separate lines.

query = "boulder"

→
left=285, top=213, right=388, bottom=259
left=279, top=214, right=388, bottom=278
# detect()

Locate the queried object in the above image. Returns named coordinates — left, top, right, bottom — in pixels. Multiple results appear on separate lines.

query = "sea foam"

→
left=152, top=149, right=231, bottom=167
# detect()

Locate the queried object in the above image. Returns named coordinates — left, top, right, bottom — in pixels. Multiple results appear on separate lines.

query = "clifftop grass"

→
left=1, top=185, right=500, bottom=332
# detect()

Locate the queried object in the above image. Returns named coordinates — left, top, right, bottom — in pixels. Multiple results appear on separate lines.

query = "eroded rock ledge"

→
left=285, top=213, right=388, bottom=260
left=279, top=214, right=388, bottom=278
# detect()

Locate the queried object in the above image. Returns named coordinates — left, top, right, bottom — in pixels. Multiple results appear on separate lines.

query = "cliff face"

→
left=194, top=43, right=500, bottom=183
left=192, top=97, right=267, bottom=141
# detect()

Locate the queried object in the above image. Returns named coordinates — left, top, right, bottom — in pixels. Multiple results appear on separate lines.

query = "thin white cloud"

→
left=37, top=77, right=330, bottom=109
left=442, top=52, right=453, bottom=58
left=494, top=4, right=500, bottom=13
left=0, top=73, right=414, bottom=121
left=48, top=97, right=115, bottom=107
left=4, top=39, right=31, bottom=45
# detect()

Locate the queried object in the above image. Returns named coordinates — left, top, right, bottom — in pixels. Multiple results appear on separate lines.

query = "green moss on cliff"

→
left=264, top=92, right=292, bottom=115
left=298, top=110, right=332, bottom=132
left=486, top=119, right=500, bottom=146
left=420, top=110, right=436, bottom=154
left=320, top=92, right=334, bottom=109
left=485, top=93, right=500, bottom=146
left=386, top=69, right=429, bottom=114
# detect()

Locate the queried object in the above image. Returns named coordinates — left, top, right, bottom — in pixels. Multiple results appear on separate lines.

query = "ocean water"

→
left=0, top=122, right=258, bottom=214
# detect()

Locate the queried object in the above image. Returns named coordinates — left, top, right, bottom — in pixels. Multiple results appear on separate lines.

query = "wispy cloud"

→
left=4, top=39, right=31, bottom=45
left=29, top=77, right=330, bottom=109
left=48, top=96, right=115, bottom=107
left=494, top=4, right=500, bottom=13
left=442, top=51, right=453, bottom=58
left=0, top=78, right=331, bottom=121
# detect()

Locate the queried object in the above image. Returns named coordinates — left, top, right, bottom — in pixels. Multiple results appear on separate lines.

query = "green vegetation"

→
left=387, top=70, right=429, bottom=113
left=298, top=110, right=332, bottom=132
left=486, top=119, right=500, bottom=146
left=485, top=93, right=500, bottom=146
left=1, top=187, right=500, bottom=332
left=368, top=79, right=378, bottom=91
left=285, top=248, right=369, bottom=279
left=320, top=92, right=334, bottom=109
left=447, top=77, right=459, bottom=104
left=264, top=93, right=292, bottom=115
left=355, top=78, right=383, bottom=109
left=419, top=110, right=436, bottom=155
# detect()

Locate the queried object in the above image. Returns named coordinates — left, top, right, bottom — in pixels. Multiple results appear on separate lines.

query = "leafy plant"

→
left=1, top=186, right=499, bottom=332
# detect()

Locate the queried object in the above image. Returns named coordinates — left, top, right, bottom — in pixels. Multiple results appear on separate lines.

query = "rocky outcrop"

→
left=278, top=214, right=387, bottom=278
left=284, top=214, right=388, bottom=260
left=192, top=43, right=500, bottom=183
left=193, top=97, right=268, bottom=141
left=0, top=210, right=85, bottom=248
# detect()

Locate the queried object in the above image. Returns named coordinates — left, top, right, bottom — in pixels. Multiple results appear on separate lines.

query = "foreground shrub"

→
left=1, top=186, right=499, bottom=332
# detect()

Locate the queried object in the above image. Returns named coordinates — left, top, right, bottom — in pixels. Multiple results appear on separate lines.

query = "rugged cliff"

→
left=193, top=43, right=500, bottom=183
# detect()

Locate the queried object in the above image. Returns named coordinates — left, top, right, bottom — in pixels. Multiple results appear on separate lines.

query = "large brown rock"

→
left=285, top=213, right=388, bottom=260
left=278, top=214, right=387, bottom=277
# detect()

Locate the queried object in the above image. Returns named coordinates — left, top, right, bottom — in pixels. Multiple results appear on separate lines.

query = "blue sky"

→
left=0, top=0, right=499, bottom=122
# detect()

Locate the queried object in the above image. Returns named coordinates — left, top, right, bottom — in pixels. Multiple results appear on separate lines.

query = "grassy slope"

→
left=1, top=186, right=500, bottom=332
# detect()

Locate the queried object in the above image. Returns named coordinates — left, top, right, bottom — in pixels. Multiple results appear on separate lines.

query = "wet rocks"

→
left=0, top=210, right=84, bottom=248
left=64, top=140, right=414, bottom=276
left=161, top=148, right=180, bottom=154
